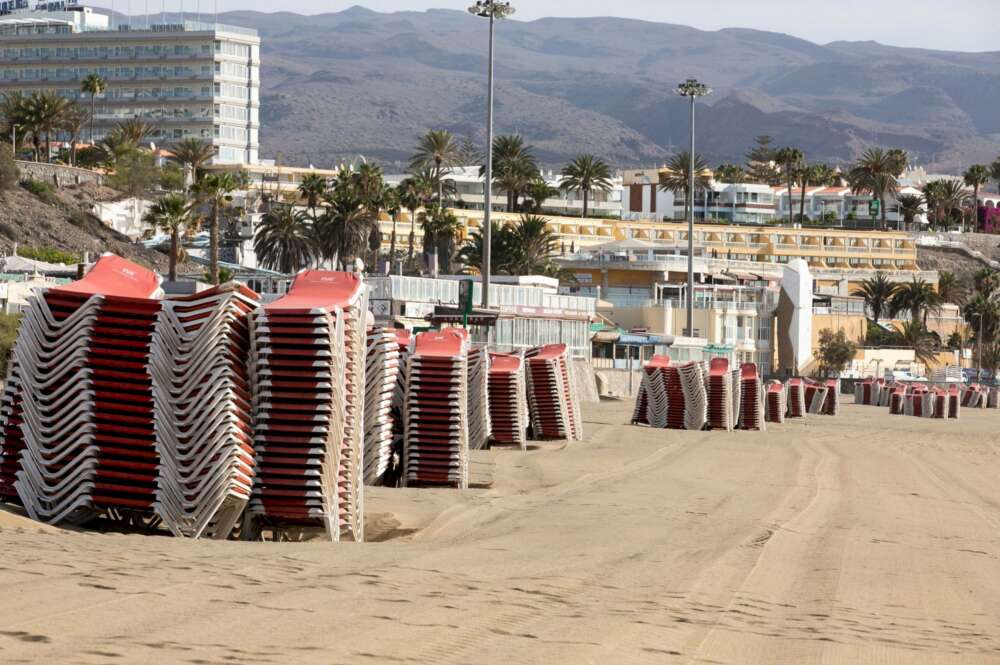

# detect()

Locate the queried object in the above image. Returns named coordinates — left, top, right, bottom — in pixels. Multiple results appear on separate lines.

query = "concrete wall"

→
left=594, top=368, right=643, bottom=398
left=14, top=161, right=104, bottom=187
left=571, top=359, right=601, bottom=403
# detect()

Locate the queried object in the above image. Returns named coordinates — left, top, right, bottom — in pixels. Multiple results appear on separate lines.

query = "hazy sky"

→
left=93, top=0, right=999, bottom=52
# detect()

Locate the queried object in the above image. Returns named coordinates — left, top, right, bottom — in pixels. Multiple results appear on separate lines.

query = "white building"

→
left=0, top=1, right=261, bottom=164
left=621, top=168, right=778, bottom=224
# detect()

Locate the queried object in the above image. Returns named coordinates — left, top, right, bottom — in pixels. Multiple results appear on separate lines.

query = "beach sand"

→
left=3, top=399, right=1000, bottom=664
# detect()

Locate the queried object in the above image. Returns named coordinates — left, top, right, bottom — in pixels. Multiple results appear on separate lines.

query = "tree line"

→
left=679, top=136, right=1000, bottom=231
left=850, top=269, right=1000, bottom=374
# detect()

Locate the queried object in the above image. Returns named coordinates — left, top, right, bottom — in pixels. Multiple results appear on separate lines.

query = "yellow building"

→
left=449, top=210, right=920, bottom=271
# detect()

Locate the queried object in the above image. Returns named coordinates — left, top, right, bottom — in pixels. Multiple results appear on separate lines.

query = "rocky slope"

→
left=0, top=182, right=171, bottom=270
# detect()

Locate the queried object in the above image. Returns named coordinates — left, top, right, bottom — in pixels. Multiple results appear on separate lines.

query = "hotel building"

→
left=0, top=2, right=260, bottom=163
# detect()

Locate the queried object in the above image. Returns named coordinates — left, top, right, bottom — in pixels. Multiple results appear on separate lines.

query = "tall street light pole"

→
left=676, top=78, right=711, bottom=338
left=469, top=0, right=514, bottom=309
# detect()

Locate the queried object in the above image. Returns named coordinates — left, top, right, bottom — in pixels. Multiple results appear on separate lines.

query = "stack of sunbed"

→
left=765, top=380, right=786, bottom=423
left=467, top=345, right=492, bottom=450
left=150, top=282, right=259, bottom=539
left=247, top=270, right=368, bottom=542
left=706, top=358, right=733, bottom=431
left=10, top=255, right=163, bottom=525
left=737, top=363, right=764, bottom=430
left=402, top=329, right=470, bottom=488
left=525, top=344, right=583, bottom=441
left=487, top=353, right=528, bottom=449
left=786, top=378, right=806, bottom=418
left=362, top=328, right=402, bottom=486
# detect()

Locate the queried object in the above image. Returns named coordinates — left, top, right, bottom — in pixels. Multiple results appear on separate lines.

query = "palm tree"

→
left=896, top=193, right=924, bottom=232
left=560, top=154, right=613, bottom=218
left=420, top=205, right=462, bottom=274
left=22, top=91, right=68, bottom=163
left=170, top=139, right=216, bottom=187
left=921, top=180, right=946, bottom=229
left=142, top=194, right=189, bottom=281
left=936, top=271, right=961, bottom=305
left=316, top=191, right=369, bottom=270
left=397, top=174, right=433, bottom=265
left=963, top=164, right=990, bottom=233
left=525, top=177, right=557, bottom=213
left=796, top=163, right=834, bottom=223
left=939, top=180, right=970, bottom=230
left=892, top=320, right=938, bottom=367
left=774, top=147, right=803, bottom=225
left=714, top=163, right=746, bottom=184
left=506, top=214, right=558, bottom=274
left=297, top=172, right=328, bottom=220
left=852, top=272, right=899, bottom=324
left=409, top=130, right=459, bottom=205
left=848, top=148, right=904, bottom=231
left=891, top=277, right=942, bottom=325
left=115, top=118, right=155, bottom=146
left=991, top=158, right=1000, bottom=197
left=486, top=135, right=538, bottom=212
left=1, top=92, right=30, bottom=156
left=60, top=102, right=90, bottom=166
left=383, top=185, right=401, bottom=263
left=458, top=222, right=513, bottom=275
left=191, top=172, right=240, bottom=285
left=80, top=74, right=106, bottom=145
left=964, top=294, right=1000, bottom=376
left=973, top=267, right=1000, bottom=298
left=254, top=205, right=314, bottom=274
left=658, top=151, right=711, bottom=221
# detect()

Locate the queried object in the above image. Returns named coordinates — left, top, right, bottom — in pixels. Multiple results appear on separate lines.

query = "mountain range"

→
left=213, top=6, right=1000, bottom=173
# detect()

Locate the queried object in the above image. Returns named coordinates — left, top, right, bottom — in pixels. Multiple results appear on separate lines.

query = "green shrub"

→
left=20, top=177, right=57, bottom=204
left=17, top=246, right=78, bottom=265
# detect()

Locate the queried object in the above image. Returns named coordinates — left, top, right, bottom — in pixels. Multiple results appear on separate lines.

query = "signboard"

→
left=574, top=273, right=593, bottom=283
left=868, top=198, right=880, bottom=218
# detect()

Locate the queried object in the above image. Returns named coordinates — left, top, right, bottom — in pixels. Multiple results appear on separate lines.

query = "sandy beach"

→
left=3, top=398, right=1000, bottom=664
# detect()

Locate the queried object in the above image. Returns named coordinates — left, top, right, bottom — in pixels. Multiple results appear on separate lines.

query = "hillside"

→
left=0, top=182, right=172, bottom=271
left=207, top=7, right=1000, bottom=172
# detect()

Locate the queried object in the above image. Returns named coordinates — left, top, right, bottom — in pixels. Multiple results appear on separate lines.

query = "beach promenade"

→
left=2, top=399, right=1000, bottom=664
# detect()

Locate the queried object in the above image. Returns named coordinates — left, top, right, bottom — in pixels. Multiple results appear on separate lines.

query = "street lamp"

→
left=676, top=78, right=711, bottom=338
left=469, top=0, right=515, bottom=308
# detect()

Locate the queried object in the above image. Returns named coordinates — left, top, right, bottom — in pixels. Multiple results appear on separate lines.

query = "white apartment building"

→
left=773, top=185, right=929, bottom=226
left=385, top=166, right=624, bottom=219
left=0, top=2, right=260, bottom=163
left=622, top=168, right=778, bottom=224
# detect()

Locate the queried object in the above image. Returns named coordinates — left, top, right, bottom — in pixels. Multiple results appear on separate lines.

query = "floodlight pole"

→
left=676, top=78, right=711, bottom=338
left=470, top=1, right=514, bottom=309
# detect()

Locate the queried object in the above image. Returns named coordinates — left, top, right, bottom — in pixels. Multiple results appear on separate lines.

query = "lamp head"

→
left=676, top=78, right=712, bottom=98
left=468, top=0, right=515, bottom=19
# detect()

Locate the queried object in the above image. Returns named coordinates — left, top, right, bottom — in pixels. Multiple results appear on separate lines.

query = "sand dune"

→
left=3, top=399, right=1000, bottom=664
